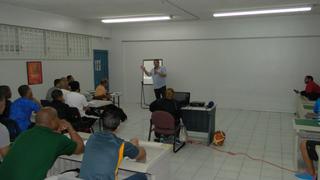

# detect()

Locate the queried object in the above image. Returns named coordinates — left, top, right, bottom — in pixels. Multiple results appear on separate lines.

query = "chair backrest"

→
left=151, top=111, right=176, bottom=130
left=41, top=100, right=51, bottom=107
left=67, top=107, right=81, bottom=123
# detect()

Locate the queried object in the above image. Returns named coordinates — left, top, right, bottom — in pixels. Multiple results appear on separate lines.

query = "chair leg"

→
left=148, top=122, right=152, bottom=141
left=173, top=134, right=186, bottom=153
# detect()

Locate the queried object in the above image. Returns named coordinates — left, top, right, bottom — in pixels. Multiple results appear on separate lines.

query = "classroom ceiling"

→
left=0, top=0, right=319, bottom=22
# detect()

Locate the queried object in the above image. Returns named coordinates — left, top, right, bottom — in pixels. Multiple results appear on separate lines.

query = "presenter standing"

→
left=141, top=59, right=167, bottom=99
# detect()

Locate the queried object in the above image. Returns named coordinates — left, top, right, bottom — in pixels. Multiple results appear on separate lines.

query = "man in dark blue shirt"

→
left=80, top=107, right=147, bottom=180
left=10, top=85, right=41, bottom=131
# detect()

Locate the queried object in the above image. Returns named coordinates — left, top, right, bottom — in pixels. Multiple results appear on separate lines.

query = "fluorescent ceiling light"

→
left=101, top=16, right=171, bottom=23
left=213, top=6, right=312, bottom=17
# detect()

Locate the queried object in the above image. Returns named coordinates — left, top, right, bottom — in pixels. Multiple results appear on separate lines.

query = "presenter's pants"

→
left=154, top=86, right=166, bottom=99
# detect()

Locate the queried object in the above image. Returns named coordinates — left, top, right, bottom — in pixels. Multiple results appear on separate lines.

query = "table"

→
left=110, top=92, right=122, bottom=107
left=47, top=133, right=172, bottom=180
left=292, top=118, right=320, bottom=174
left=88, top=100, right=112, bottom=108
left=181, top=105, right=216, bottom=145
left=297, top=95, right=315, bottom=118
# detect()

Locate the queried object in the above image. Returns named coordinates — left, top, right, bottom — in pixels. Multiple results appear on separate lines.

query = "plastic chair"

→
left=148, top=111, right=185, bottom=153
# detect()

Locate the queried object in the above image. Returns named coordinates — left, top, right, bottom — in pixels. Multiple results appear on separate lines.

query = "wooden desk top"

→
left=62, top=133, right=172, bottom=173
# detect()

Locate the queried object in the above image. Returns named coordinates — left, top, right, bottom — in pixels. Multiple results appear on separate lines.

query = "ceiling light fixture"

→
left=213, top=6, right=312, bottom=17
left=101, top=16, right=171, bottom=23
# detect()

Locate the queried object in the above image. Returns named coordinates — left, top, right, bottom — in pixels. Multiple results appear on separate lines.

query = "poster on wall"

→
left=27, top=61, right=43, bottom=85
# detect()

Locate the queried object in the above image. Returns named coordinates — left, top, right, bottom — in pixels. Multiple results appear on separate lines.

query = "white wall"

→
left=0, top=4, right=112, bottom=100
left=0, top=3, right=110, bottom=38
left=109, top=14, right=320, bottom=112
left=0, top=37, right=111, bottom=100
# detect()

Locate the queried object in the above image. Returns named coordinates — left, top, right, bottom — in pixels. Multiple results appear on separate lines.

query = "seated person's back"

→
left=0, top=107, right=84, bottom=180
left=65, top=81, right=89, bottom=117
left=150, top=88, right=181, bottom=121
left=0, top=85, right=12, bottom=119
left=9, top=85, right=41, bottom=131
left=80, top=109, right=146, bottom=180
left=49, top=89, right=71, bottom=120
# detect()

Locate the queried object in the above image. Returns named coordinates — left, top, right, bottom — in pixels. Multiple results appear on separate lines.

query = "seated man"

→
left=49, top=89, right=72, bottom=120
left=0, top=85, right=12, bottom=119
left=0, top=94, right=10, bottom=159
left=60, top=77, right=70, bottom=99
left=9, top=85, right=41, bottom=131
left=149, top=88, right=181, bottom=139
left=94, top=79, right=111, bottom=100
left=79, top=108, right=147, bottom=180
left=296, top=140, right=320, bottom=179
left=46, top=78, right=61, bottom=101
left=66, top=81, right=97, bottom=129
left=294, top=75, right=320, bottom=101
left=0, top=107, right=84, bottom=180
left=150, top=88, right=181, bottom=124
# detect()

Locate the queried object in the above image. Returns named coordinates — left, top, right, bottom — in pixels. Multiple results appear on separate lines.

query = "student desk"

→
left=181, top=105, right=216, bottom=145
left=47, top=133, right=172, bottom=180
left=297, top=95, right=315, bottom=118
left=88, top=100, right=112, bottom=108
left=293, top=119, right=320, bottom=172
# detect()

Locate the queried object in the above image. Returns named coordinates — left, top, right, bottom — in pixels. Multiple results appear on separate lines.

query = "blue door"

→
left=93, top=50, right=108, bottom=89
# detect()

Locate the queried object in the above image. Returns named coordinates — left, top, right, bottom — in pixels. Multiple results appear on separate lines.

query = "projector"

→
left=189, top=101, right=205, bottom=107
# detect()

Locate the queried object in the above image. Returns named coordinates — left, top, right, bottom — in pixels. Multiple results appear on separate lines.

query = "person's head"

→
left=165, top=88, right=175, bottom=100
left=69, top=81, right=80, bottom=92
left=0, top=94, right=6, bottom=115
left=305, top=75, right=314, bottom=84
left=51, top=89, right=64, bottom=102
left=153, top=59, right=160, bottom=68
left=67, top=75, right=74, bottom=83
left=0, top=85, right=12, bottom=99
left=18, top=85, right=33, bottom=99
left=101, top=108, right=122, bottom=132
left=35, top=107, right=60, bottom=131
left=100, top=79, right=108, bottom=88
left=54, top=79, right=61, bottom=88
left=60, top=77, right=69, bottom=90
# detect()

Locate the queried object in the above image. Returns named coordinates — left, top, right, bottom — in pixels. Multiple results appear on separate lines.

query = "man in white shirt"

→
left=65, top=81, right=97, bottom=131
left=65, top=81, right=89, bottom=117
left=60, top=77, right=70, bottom=100
left=0, top=94, right=10, bottom=158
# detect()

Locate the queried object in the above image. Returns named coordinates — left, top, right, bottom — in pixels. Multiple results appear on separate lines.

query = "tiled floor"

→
left=111, top=103, right=296, bottom=180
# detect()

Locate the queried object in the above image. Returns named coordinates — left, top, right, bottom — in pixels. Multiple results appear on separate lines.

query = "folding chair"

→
left=148, top=111, right=185, bottom=153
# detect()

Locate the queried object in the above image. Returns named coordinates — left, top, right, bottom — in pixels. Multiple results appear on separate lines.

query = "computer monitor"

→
left=174, top=92, right=190, bottom=107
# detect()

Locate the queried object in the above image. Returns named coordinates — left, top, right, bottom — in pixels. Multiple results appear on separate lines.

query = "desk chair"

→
left=41, top=100, right=51, bottom=107
left=148, top=111, right=185, bottom=153
left=67, top=107, right=95, bottom=133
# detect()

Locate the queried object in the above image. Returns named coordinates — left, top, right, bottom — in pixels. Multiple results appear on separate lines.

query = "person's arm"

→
left=0, top=146, right=10, bottom=157
left=140, top=65, right=151, bottom=76
left=129, top=138, right=146, bottom=162
left=0, top=124, right=10, bottom=157
left=59, top=120, right=84, bottom=154
left=157, top=67, right=167, bottom=77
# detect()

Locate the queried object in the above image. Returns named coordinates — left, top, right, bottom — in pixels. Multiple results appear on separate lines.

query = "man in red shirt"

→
left=294, top=75, right=320, bottom=101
